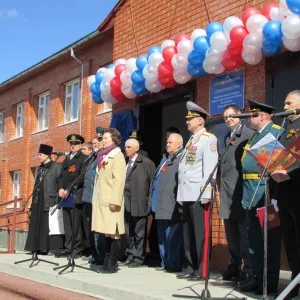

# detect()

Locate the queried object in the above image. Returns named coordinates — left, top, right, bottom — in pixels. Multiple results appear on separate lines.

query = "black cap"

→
left=66, top=134, right=85, bottom=144
left=248, top=99, right=276, bottom=114
left=128, top=130, right=142, bottom=141
left=38, top=144, right=53, bottom=156
left=96, top=126, right=105, bottom=138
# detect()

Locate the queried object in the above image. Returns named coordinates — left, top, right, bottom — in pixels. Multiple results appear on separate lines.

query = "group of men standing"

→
left=25, top=90, right=300, bottom=297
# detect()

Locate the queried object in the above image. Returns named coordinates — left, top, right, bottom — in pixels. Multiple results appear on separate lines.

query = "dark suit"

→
left=58, top=150, right=87, bottom=254
left=219, top=123, right=253, bottom=274
left=124, top=154, right=155, bottom=264
left=273, top=117, right=300, bottom=296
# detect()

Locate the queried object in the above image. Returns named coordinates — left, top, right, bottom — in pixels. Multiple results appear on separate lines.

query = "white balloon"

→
left=161, top=40, right=175, bottom=51
left=246, top=14, right=268, bottom=34
left=143, top=66, right=158, bottom=81
left=115, top=58, right=126, bottom=66
left=102, top=94, right=117, bottom=104
left=270, top=7, right=281, bottom=21
left=223, top=16, right=243, bottom=33
left=282, top=14, right=300, bottom=39
left=148, top=52, right=164, bottom=67
left=214, top=64, right=225, bottom=75
left=242, top=49, right=262, bottom=65
left=191, top=29, right=207, bottom=42
left=173, top=71, right=192, bottom=84
left=176, top=53, right=188, bottom=67
left=97, top=67, right=107, bottom=74
left=125, top=58, right=137, bottom=72
left=203, top=60, right=223, bottom=74
left=145, top=80, right=163, bottom=93
left=121, top=84, right=136, bottom=99
left=177, top=40, right=193, bottom=55
left=282, top=36, right=300, bottom=51
left=205, top=48, right=224, bottom=64
left=279, top=0, right=290, bottom=16
left=120, top=70, right=131, bottom=84
left=243, top=34, right=263, bottom=53
left=87, top=75, right=96, bottom=87
left=210, top=31, right=229, bottom=51
left=104, top=68, right=115, bottom=81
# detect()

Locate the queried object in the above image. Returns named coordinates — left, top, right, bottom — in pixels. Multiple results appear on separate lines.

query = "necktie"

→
left=126, top=160, right=133, bottom=178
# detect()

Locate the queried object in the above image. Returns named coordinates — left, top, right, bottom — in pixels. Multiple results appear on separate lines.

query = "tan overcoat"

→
left=92, top=147, right=126, bottom=235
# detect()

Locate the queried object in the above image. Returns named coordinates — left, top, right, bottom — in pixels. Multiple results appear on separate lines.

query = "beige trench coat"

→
left=92, top=147, right=126, bottom=235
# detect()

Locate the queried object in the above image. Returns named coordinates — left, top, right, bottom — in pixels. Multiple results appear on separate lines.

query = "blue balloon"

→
left=131, top=70, right=145, bottom=85
left=188, top=50, right=205, bottom=66
left=95, top=71, right=105, bottom=84
left=187, top=64, right=206, bottom=77
left=193, top=36, right=210, bottom=56
left=92, top=93, right=103, bottom=104
left=206, top=22, right=223, bottom=39
left=136, top=55, right=148, bottom=71
left=132, top=82, right=147, bottom=95
left=287, top=0, right=300, bottom=14
left=107, top=64, right=115, bottom=69
left=263, top=20, right=283, bottom=43
left=262, top=38, right=283, bottom=56
left=90, top=82, right=101, bottom=96
left=148, top=46, right=161, bottom=57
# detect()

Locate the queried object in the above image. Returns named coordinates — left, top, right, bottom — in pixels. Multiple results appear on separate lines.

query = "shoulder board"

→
left=272, top=124, right=281, bottom=130
left=203, top=132, right=212, bottom=136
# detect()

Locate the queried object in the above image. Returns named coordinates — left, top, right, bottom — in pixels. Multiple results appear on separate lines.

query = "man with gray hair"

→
left=121, top=138, right=156, bottom=268
left=151, top=133, right=184, bottom=272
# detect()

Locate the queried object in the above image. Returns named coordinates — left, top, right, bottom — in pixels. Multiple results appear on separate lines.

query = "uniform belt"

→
left=242, top=173, right=261, bottom=180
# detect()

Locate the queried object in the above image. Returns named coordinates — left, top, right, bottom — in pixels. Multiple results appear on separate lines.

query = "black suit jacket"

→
left=58, top=150, right=88, bottom=204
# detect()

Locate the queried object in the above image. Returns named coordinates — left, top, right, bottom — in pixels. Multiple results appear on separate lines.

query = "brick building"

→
left=1, top=0, right=299, bottom=269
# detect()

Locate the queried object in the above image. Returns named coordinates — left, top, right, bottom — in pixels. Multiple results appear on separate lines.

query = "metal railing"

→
left=0, top=197, right=29, bottom=253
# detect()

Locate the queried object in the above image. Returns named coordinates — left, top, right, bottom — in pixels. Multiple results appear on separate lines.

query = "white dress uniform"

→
left=176, top=101, right=218, bottom=280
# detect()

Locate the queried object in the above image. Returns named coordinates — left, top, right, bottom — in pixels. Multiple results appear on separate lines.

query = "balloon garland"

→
left=88, top=0, right=300, bottom=104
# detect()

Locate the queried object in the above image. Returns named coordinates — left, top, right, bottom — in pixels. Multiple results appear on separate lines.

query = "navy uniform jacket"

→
left=241, top=122, right=282, bottom=208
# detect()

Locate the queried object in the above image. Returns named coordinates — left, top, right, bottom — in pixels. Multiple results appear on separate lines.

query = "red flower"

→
left=68, top=165, right=76, bottom=173
left=161, top=166, right=168, bottom=172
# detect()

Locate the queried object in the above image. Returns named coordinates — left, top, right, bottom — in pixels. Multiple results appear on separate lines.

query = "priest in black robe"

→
left=25, top=144, right=64, bottom=254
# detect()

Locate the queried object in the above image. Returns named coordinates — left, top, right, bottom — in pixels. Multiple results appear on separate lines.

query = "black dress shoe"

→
left=176, top=272, right=194, bottom=279
left=119, top=259, right=133, bottom=266
left=155, top=267, right=165, bottom=271
left=128, top=262, right=144, bottom=268
left=254, top=285, right=278, bottom=295
left=165, top=268, right=181, bottom=273
left=239, top=276, right=259, bottom=292
left=222, top=264, right=239, bottom=281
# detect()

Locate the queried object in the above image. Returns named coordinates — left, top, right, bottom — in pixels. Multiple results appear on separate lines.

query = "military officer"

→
left=176, top=101, right=218, bottom=281
left=270, top=90, right=300, bottom=298
left=240, top=100, right=282, bottom=295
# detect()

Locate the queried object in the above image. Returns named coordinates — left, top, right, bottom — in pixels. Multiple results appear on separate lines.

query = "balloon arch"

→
left=88, top=0, right=300, bottom=105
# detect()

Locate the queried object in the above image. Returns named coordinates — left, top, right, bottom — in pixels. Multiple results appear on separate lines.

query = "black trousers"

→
left=63, top=204, right=83, bottom=254
left=125, top=210, right=147, bottom=264
left=224, top=217, right=252, bottom=274
left=183, top=201, right=210, bottom=278
left=82, top=203, right=93, bottom=249
left=246, top=198, right=281, bottom=287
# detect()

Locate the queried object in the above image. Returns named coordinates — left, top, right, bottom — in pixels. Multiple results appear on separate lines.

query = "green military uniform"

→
left=241, top=100, right=282, bottom=294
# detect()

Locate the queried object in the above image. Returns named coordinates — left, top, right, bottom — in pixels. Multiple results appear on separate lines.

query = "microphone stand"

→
left=52, top=150, right=98, bottom=275
left=15, top=154, right=64, bottom=268
left=247, top=117, right=286, bottom=300
left=173, top=123, right=246, bottom=300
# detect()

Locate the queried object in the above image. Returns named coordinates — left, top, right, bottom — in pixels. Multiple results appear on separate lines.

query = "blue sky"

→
left=0, top=1, right=119, bottom=83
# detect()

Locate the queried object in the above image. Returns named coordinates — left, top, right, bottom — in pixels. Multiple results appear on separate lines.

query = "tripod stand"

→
left=15, top=155, right=62, bottom=268
left=52, top=151, right=97, bottom=275
left=173, top=123, right=246, bottom=300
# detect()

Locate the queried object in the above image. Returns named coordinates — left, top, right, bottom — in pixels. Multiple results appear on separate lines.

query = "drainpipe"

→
left=70, top=48, right=84, bottom=135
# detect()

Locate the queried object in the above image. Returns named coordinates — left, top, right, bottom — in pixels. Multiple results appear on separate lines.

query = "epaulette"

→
left=203, top=131, right=212, bottom=136
left=272, top=124, right=281, bottom=130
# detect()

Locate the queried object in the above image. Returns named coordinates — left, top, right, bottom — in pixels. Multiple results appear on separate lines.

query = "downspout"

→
left=70, top=48, right=84, bottom=135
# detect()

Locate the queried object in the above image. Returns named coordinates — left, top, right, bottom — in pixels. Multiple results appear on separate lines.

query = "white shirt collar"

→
left=128, top=153, right=138, bottom=164
left=258, top=121, right=272, bottom=133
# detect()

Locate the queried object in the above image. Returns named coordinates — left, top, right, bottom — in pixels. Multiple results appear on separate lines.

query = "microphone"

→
left=272, top=109, right=300, bottom=118
left=228, top=112, right=259, bottom=119
left=52, top=152, right=69, bottom=156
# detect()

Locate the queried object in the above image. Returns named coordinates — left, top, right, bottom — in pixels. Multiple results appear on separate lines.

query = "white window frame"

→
left=0, top=110, right=4, bottom=143
left=104, top=102, right=112, bottom=112
left=37, top=91, right=50, bottom=131
left=64, top=79, right=80, bottom=123
left=15, top=103, right=24, bottom=138
left=8, top=171, right=21, bottom=208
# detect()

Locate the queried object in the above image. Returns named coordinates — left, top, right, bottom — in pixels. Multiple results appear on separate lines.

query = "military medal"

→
left=287, top=128, right=299, bottom=139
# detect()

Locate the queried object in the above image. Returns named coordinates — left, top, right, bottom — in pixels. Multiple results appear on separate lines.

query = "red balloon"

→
left=162, top=46, right=177, bottom=64
left=115, top=64, right=126, bottom=78
left=242, top=7, right=261, bottom=25
left=158, top=61, right=174, bottom=78
left=222, top=51, right=242, bottom=71
left=230, top=26, right=248, bottom=45
left=228, top=41, right=243, bottom=56
left=175, top=33, right=190, bottom=46
left=110, top=77, right=122, bottom=90
left=111, top=89, right=126, bottom=102
left=164, top=79, right=177, bottom=88
left=262, top=2, right=279, bottom=20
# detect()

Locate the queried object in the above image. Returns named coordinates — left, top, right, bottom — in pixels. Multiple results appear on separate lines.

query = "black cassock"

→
left=25, top=161, right=64, bottom=253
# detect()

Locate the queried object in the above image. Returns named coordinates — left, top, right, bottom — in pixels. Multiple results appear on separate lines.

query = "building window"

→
left=0, top=111, right=4, bottom=143
left=12, top=171, right=21, bottom=199
left=64, top=79, right=79, bottom=123
left=15, top=103, right=24, bottom=138
left=38, top=92, right=50, bottom=131
left=104, top=102, right=112, bottom=112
